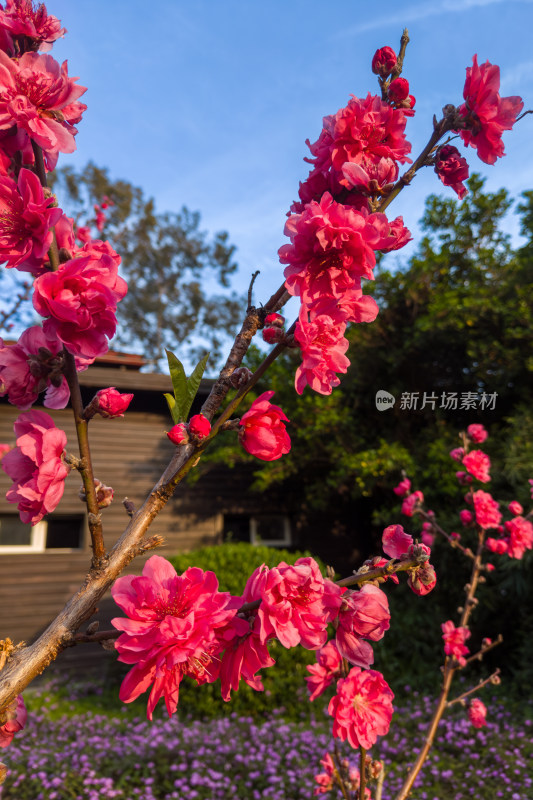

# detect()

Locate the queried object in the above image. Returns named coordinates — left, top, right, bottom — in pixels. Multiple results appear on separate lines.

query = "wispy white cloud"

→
left=337, top=0, right=532, bottom=36
left=500, top=60, right=533, bottom=91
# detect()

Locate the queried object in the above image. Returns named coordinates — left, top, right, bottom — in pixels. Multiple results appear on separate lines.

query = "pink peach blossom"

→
left=306, top=640, right=342, bottom=701
left=0, top=695, right=26, bottom=748
left=462, top=449, right=491, bottom=483
left=468, top=698, right=487, bottom=728
left=0, top=167, right=62, bottom=274
left=401, top=490, right=424, bottom=517
left=219, top=566, right=275, bottom=702
left=0, top=0, right=65, bottom=53
left=33, top=251, right=127, bottom=360
left=1, top=408, right=69, bottom=524
left=467, top=423, right=488, bottom=443
left=294, top=309, right=350, bottom=395
left=0, top=326, right=90, bottom=410
left=508, top=500, right=523, bottom=516
left=280, top=193, right=392, bottom=317
left=393, top=478, right=411, bottom=497
left=441, top=620, right=470, bottom=666
left=473, top=490, right=501, bottom=530
left=504, top=516, right=533, bottom=560
left=239, top=391, right=291, bottom=461
left=0, top=50, right=86, bottom=169
left=111, top=555, right=236, bottom=719
left=434, top=144, right=469, bottom=199
left=382, top=523, right=413, bottom=559
left=458, top=55, right=523, bottom=165
left=336, top=584, right=390, bottom=667
left=328, top=666, right=394, bottom=750
left=257, top=557, right=342, bottom=650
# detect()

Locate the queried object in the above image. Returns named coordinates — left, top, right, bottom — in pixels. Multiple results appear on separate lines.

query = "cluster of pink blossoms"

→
left=0, top=2, right=130, bottom=525
left=278, top=46, right=414, bottom=396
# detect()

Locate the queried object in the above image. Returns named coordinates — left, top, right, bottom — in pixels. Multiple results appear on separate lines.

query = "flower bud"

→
left=508, top=500, right=523, bottom=516
left=189, top=414, right=211, bottom=440
left=371, top=46, right=397, bottom=77
left=167, top=423, right=189, bottom=445
left=262, top=326, right=284, bottom=344
left=388, top=77, right=409, bottom=102
left=79, top=478, right=114, bottom=509
left=89, top=387, right=134, bottom=419
left=264, top=312, right=285, bottom=328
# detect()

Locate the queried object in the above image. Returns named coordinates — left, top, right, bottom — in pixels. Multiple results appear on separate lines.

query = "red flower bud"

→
left=262, top=326, right=284, bottom=344
left=372, top=46, right=397, bottom=77
left=189, top=414, right=211, bottom=440
left=167, top=423, right=189, bottom=445
left=93, top=387, right=133, bottom=418
left=388, top=77, right=409, bottom=102
left=264, top=312, right=285, bottom=328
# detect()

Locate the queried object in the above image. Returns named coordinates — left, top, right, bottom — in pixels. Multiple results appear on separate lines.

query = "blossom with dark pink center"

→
left=460, top=509, right=474, bottom=526
left=485, top=537, right=508, bottom=555
left=441, top=620, right=470, bottom=666
left=328, top=667, right=394, bottom=750
left=1, top=408, right=69, bottom=524
left=0, top=326, right=90, bottom=410
left=0, top=167, right=62, bottom=274
left=340, top=155, right=398, bottom=194
left=504, top=516, right=533, bottom=559
left=0, top=50, right=87, bottom=169
left=468, top=698, right=487, bottom=729
left=462, top=449, right=491, bottom=483
left=457, top=55, right=523, bottom=165
left=467, top=423, right=488, bottom=443
left=257, top=557, right=342, bottom=650
left=0, top=0, right=65, bottom=53
left=239, top=391, right=290, bottom=461
left=0, top=695, right=26, bottom=748
left=33, top=250, right=127, bottom=360
left=508, top=500, right=523, bottom=516
left=434, top=144, right=469, bottom=199
left=219, top=566, right=275, bottom=702
left=382, top=523, right=413, bottom=559
left=294, top=309, right=350, bottom=395
left=111, top=555, right=236, bottom=719
left=336, top=584, right=389, bottom=667
left=306, top=640, right=342, bottom=701
left=401, top=490, right=424, bottom=517
left=280, top=193, right=392, bottom=317
left=393, top=478, right=411, bottom=497
left=473, top=490, right=501, bottom=529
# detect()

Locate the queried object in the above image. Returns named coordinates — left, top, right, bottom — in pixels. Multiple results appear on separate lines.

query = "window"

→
left=0, top=514, right=85, bottom=553
left=223, top=514, right=291, bottom=547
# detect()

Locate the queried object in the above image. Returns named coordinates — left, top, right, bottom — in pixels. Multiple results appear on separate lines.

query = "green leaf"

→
left=164, top=393, right=180, bottom=425
left=182, top=352, right=210, bottom=421
left=165, top=349, right=188, bottom=421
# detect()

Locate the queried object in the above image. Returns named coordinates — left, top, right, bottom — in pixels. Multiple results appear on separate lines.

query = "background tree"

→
left=50, top=162, right=245, bottom=370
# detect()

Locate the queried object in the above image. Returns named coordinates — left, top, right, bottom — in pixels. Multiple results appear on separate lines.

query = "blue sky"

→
left=49, top=0, right=532, bottom=311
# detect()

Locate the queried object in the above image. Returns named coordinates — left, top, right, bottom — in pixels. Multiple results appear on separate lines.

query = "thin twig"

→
left=247, top=270, right=260, bottom=311
left=446, top=669, right=500, bottom=707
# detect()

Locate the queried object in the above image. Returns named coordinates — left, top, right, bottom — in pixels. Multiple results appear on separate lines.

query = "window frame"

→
left=0, top=515, right=86, bottom=553
left=249, top=515, right=292, bottom=548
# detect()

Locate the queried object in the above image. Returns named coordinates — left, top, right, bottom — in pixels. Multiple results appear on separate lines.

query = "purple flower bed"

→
left=0, top=689, right=530, bottom=799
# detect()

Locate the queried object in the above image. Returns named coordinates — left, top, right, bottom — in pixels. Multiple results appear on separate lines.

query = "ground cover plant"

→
left=0, top=2, right=530, bottom=798
left=0, top=681, right=530, bottom=799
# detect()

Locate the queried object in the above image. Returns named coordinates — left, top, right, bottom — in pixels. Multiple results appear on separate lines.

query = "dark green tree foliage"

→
left=51, top=162, right=245, bottom=369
